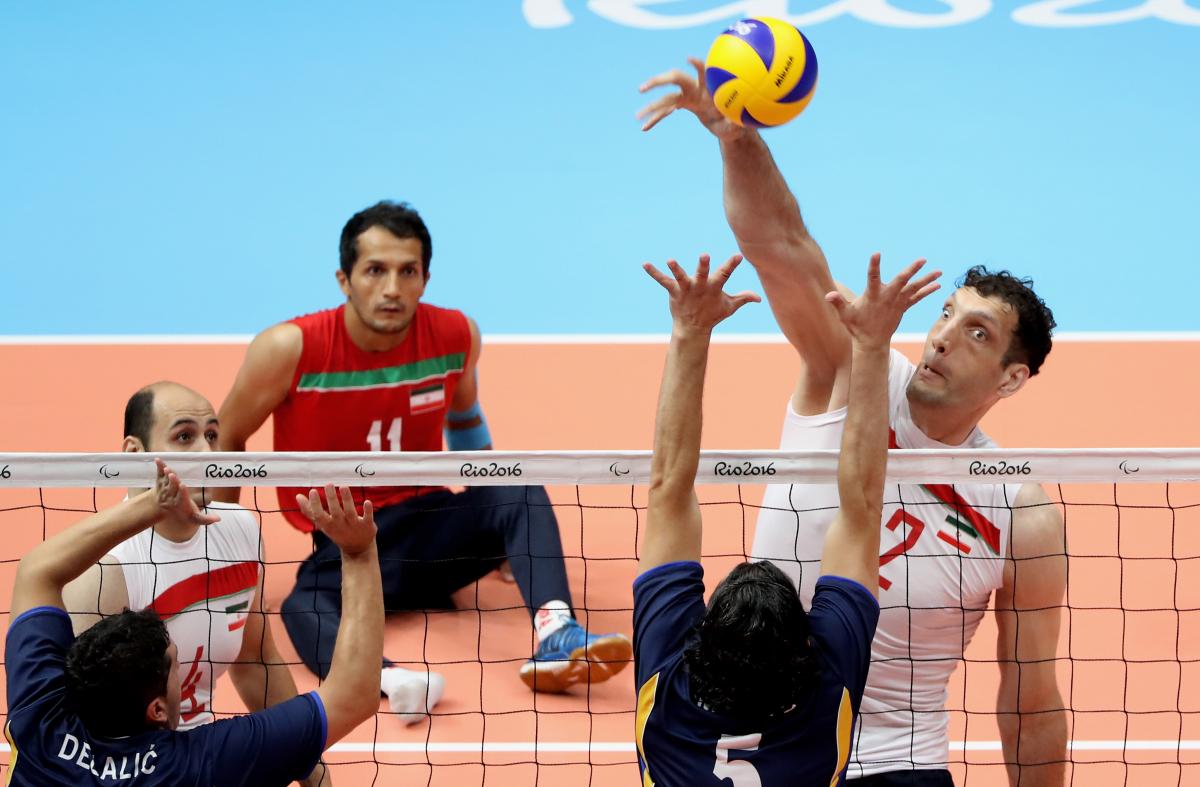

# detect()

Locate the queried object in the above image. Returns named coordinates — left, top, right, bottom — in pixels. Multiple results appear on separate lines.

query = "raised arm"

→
left=640, top=254, right=759, bottom=574
left=12, top=460, right=217, bottom=619
left=300, top=486, right=384, bottom=746
left=214, top=322, right=303, bottom=503
left=230, top=559, right=333, bottom=787
left=996, top=482, right=1067, bottom=786
left=817, top=255, right=941, bottom=593
left=638, top=59, right=851, bottom=389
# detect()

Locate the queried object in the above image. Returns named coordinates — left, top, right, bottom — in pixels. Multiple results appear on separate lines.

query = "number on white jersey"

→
left=878, top=509, right=926, bottom=591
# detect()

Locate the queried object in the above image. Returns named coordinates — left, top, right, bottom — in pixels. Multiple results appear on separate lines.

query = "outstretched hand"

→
left=827, top=254, right=942, bottom=349
left=644, top=254, right=760, bottom=335
left=637, top=56, right=743, bottom=140
left=296, top=486, right=378, bottom=557
left=153, top=458, right=220, bottom=526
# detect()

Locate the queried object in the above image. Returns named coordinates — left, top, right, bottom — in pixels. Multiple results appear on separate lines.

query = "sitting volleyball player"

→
left=633, top=252, right=941, bottom=785
left=4, top=459, right=384, bottom=785
left=216, top=200, right=631, bottom=720
left=60, top=383, right=330, bottom=786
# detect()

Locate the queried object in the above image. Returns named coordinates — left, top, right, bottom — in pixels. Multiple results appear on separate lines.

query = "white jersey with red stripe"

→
left=751, top=350, right=1019, bottom=778
left=108, top=502, right=261, bottom=730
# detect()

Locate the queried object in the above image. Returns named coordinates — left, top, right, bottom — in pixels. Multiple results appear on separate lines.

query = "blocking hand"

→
left=296, top=486, right=378, bottom=557
left=827, top=253, right=942, bottom=349
left=153, top=458, right=219, bottom=526
left=644, top=254, right=760, bottom=335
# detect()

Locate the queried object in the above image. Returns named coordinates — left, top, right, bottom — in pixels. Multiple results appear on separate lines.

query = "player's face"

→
left=142, top=384, right=219, bottom=507
left=338, top=227, right=428, bottom=336
left=908, top=287, right=1027, bottom=411
left=144, top=385, right=220, bottom=455
left=163, top=640, right=182, bottom=730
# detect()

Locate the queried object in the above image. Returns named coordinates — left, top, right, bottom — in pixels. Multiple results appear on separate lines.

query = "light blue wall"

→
left=2, top=2, right=1196, bottom=335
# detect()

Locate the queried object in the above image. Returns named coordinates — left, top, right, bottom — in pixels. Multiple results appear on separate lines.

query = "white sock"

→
left=381, top=667, right=445, bottom=726
left=534, top=600, right=573, bottom=644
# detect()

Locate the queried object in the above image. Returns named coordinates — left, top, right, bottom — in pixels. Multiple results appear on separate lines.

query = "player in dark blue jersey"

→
left=636, top=252, right=940, bottom=786
left=5, top=458, right=384, bottom=786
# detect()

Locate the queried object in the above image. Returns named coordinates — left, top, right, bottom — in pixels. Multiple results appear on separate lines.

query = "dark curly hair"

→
left=960, top=266, right=1056, bottom=376
left=339, top=200, right=432, bottom=277
left=684, top=561, right=815, bottom=719
left=65, top=609, right=172, bottom=737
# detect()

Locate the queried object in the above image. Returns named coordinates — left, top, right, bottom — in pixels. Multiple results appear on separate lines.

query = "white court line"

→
left=4, top=740, right=1192, bottom=755
left=0, top=332, right=1197, bottom=345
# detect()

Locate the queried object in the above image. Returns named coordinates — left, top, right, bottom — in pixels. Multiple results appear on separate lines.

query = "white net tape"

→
left=0, top=448, right=1196, bottom=488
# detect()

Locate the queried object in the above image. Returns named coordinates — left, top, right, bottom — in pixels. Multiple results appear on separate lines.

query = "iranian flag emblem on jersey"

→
left=410, top=383, right=445, bottom=415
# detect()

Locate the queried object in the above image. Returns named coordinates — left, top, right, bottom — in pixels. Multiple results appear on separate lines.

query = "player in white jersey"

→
left=639, top=65, right=1067, bottom=786
left=63, top=381, right=330, bottom=787
left=757, top=350, right=1023, bottom=779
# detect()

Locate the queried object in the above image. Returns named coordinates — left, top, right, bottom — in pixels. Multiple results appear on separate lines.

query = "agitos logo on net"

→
left=521, top=0, right=1199, bottom=28
left=609, top=462, right=631, bottom=477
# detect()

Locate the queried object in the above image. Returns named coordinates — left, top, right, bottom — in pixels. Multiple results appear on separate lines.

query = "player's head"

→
left=64, top=609, right=182, bottom=736
left=908, top=266, right=1055, bottom=414
left=337, top=201, right=431, bottom=336
left=122, top=381, right=219, bottom=454
left=122, top=382, right=217, bottom=508
left=684, top=560, right=815, bottom=719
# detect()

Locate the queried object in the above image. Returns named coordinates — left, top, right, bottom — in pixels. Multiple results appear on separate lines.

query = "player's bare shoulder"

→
left=221, top=321, right=304, bottom=439
left=1001, top=482, right=1066, bottom=598
left=63, top=554, right=129, bottom=634
left=464, top=314, right=481, bottom=364
left=1010, top=482, right=1064, bottom=557
left=249, top=321, right=304, bottom=373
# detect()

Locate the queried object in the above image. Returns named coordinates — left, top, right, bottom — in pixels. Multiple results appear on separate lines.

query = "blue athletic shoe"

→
left=520, top=620, right=632, bottom=693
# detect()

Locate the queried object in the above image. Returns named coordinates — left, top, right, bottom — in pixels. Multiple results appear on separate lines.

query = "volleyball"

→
left=705, top=17, right=819, bottom=128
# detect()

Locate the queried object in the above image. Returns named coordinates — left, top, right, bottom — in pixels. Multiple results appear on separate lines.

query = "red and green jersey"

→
left=274, top=302, right=472, bottom=532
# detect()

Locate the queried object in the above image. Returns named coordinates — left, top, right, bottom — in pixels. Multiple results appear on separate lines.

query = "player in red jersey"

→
left=217, top=201, right=632, bottom=723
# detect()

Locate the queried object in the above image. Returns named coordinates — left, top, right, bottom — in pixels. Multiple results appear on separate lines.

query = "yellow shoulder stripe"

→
left=635, top=673, right=660, bottom=787
left=5, top=720, right=19, bottom=785
left=828, top=687, right=854, bottom=787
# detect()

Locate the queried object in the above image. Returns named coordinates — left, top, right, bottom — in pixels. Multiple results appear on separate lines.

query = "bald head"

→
left=122, top=382, right=219, bottom=453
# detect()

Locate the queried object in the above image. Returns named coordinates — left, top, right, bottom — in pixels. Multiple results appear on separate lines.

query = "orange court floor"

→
left=1, top=339, right=1198, bottom=786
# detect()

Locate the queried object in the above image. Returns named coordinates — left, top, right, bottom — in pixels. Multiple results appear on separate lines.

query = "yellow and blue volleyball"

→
left=705, top=17, right=818, bottom=129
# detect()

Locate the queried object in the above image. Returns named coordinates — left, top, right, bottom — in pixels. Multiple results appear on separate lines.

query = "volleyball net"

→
left=2, top=448, right=1199, bottom=786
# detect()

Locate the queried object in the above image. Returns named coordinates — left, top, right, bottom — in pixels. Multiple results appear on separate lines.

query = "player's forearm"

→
left=19, top=492, right=162, bottom=593
left=233, top=652, right=332, bottom=787
left=837, top=342, right=890, bottom=524
left=324, top=545, right=384, bottom=719
left=720, top=132, right=809, bottom=256
left=649, top=329, right=709, bottom=500
left=445, top=400, right=493, bottom=451
left=230, top=659, right=301, bottom=713
left=998, top=704, right=1067, bottom=786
